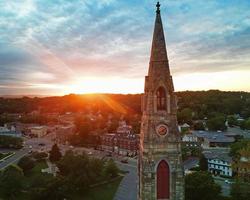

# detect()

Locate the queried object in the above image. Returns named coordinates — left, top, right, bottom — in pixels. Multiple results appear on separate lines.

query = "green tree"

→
left=32, top=151, right=48, bottom=161
left=17, top=156, right=35, bottom=174
left=185, top=171, right=221, bottom=200
left=0, top=165, right=24, bottom=199
left=30, top=178, right=67, bottom=200
left=193, top=121, right=205, bottom=130
left=199, top=154, right=208, bottom=171
left=57, top=151, right=94, bottom=192
left=0, top=135, right=23, bottom=149
left=49, top=143, right=62, bottom=163
left=231, top=180, right=250, bottom=200
left=229, top=139, right=250, bottom=159
left=207, top=116, right=227, bottom=131
left=104, top=159, right=119, bottom=178
left=227, top=115, right=238, bottom=127
left=244, top=118, right=250, bottom=130
left=177, top=108, right=193, bottom=124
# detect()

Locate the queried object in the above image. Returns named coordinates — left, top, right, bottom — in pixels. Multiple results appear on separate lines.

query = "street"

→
left=114, top=159, right=138, bottom=200
left=214, top=176, right=232, bottom=197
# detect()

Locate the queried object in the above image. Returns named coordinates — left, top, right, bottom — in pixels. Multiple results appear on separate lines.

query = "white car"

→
left=224, top=180, right=233, bottom=184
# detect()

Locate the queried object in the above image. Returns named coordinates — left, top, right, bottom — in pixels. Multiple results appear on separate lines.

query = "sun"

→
left=62, top=77, right=144, bottom=94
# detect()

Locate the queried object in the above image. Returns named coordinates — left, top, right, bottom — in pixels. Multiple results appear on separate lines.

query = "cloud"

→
left=0, top=0, right=250, bottom=94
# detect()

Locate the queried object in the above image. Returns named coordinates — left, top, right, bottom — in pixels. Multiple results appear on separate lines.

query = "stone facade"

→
left=138, top=3, right=184, bottom=200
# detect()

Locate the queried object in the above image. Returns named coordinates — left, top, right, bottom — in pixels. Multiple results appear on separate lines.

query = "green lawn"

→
left=22, top=160, right=52, bottom=189
left=1, top=160, right=123, bottom=200
left=0, top=152, right=14, bottom=160
left=29, top=160, right=48, bottom=175
left=71, top=176, right=123, bottom=200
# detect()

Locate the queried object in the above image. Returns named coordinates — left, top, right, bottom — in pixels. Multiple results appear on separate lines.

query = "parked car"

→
left=121, top=158, right=128, bottom=163
left=225, top=179, right=233, bottom=184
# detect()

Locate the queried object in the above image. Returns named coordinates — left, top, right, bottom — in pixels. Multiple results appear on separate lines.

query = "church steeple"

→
left=138, top=2, right=184, bottom=200
left=150, top=1, right=168, bottom=62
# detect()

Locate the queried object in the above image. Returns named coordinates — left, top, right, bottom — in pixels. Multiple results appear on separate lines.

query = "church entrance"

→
left=157, top=160, right=170, bottom=200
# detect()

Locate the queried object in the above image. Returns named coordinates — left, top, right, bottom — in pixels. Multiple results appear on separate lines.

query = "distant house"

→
left=0, top=125, right=22, bottom=137
left=192, top=131, right=235, bottom=148
left=182, top=134, right=199, bottom=147
left=30, top=126, right=47, bottom=137
left=179, top=123, right=191, bottom=133
left=204, top=150, right=233, bottom=177
left=55, top=125, right=75, bottom=143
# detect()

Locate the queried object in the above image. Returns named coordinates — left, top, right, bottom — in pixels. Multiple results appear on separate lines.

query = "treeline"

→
left=177, top=90, right=250, bottom=118
left=1, top=90, right=250, bottom=121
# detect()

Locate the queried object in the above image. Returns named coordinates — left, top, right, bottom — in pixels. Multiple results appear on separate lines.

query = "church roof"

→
left=150, top=2, right=168, bottom=62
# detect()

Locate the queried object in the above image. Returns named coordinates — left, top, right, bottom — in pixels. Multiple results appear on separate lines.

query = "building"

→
left=30, top=126, right=47, bottom=137
left=179, top=123, right=191, bottom=133
left=0, top=125, right=22, bottom=137
left=100, top=132, right=139, bottom=156
left=55, top=125, right=75, bottom=143
left=204, top=150, right=233, bottom=177
left=100, top=133, right=115, bottom=153
left=117, top=120, right=132, bottom=134
left=182, top=133, right=199, bottom=147
left=138, top=2, right=184, bottom=200
left=192, top=131, right=235, bottom=148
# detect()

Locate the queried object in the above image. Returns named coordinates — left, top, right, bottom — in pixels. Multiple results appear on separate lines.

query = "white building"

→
left=0, top=125, right=21, bottom=137
left=204, top=151, right=233, bottom=177
left=182, top=134, right=198, bottom=143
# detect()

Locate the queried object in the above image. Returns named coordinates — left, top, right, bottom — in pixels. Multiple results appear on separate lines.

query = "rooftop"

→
left=192, top=131, right=235, bottom=143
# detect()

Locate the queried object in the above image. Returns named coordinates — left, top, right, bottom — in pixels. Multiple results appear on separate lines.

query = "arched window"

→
left=156, top=87, right=166, bottom=110
left=157, top=160, right=170, bottom=199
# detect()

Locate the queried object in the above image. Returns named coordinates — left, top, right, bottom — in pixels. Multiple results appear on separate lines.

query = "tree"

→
left=49, top=143, right=62, bottom=163
left=193, top=121, right=205, bottom=130
left=0, top=165, right=24, bottom=199
left=177, top=108, right=193, bottom=124
left=227, top=115, right=238, bottom=127
left=207, top=116, right=227, bottom=131
left=185, top=171, right=221, bottom=200
left=229, top=139, right=250, bottom=159
left=104, top=159, right=119, bottom=178
left=0, top=135, right=23, bottom=149
left=231, top=180, right=250, bottom=200
left=199, top=154, right=208, bottom=171
left=30, top=178, right=67, bottom=200
left=17, top=156, right=35, bottom=174
left=32, top=151, right=48, bottom=161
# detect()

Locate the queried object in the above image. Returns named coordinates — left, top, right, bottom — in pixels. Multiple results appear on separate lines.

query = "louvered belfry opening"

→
left=157, top=87, right=166, bottom=110
left=157, top=160, right=170, bottom=199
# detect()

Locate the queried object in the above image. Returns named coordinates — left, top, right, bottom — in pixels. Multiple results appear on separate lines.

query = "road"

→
left=214, top=176, right=232, bottom=197
left=0, top=148, right=29, bottom=169
left=114, top=159, right=138, bottom=200
left=0, top=134, right=55, bottom=170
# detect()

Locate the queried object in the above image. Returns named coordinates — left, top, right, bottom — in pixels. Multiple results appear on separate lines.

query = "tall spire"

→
left=150, top=1, right=168, bottom=62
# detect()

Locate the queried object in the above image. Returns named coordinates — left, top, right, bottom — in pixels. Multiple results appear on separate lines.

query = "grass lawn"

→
left=29, top=160, right=48, bottom=175
left=22, top=160, right=52, bottom=189
left=0, top=152, right=14, bottom=160
left=71, top=176, right=123, bottom=200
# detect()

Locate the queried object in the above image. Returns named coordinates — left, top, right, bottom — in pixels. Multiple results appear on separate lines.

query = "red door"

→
left=157, top=160, right=170, bottom=199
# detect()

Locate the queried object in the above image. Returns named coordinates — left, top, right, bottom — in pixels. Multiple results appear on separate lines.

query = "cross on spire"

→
left=156, top=1, right=160, bottom=14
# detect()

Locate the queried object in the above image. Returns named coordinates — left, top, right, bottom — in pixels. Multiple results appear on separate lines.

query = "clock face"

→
left=156, top=124, right=168, bottom=136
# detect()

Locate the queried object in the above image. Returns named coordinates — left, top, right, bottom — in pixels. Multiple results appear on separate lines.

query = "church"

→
left=138, top=2, right=184, bottom=200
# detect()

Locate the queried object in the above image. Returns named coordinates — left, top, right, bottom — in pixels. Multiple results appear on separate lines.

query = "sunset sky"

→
left=0, top=0, right=250, bottom=95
